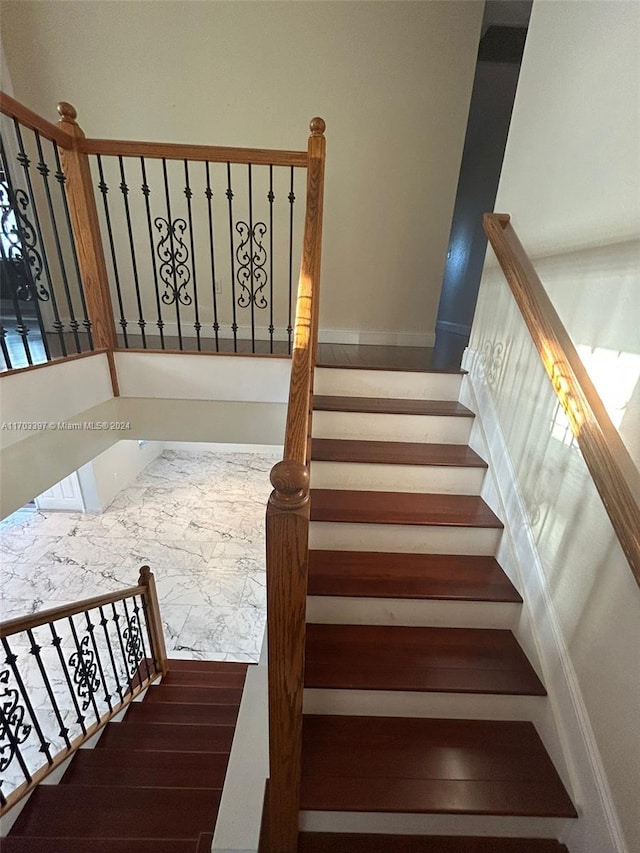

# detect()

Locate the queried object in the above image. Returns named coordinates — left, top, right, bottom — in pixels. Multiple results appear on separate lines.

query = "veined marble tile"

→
left=175, top=604, right=266, bottom=659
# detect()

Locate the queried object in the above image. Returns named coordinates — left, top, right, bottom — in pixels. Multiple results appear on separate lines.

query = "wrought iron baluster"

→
left=248, top=165, right=255, bottom=352
left=268, top=166, right=274, bottom=353
left=118, top=156, right=146, bottom=348
left=288, top=166, right=295, bottom=354
left=67, top=615, right=101, bottom=726
left=0, top=322, right=12, bottom=369
left=34, top=131, right=81, bottom=353
left=140, top=595, right=159, bottom=677
left=49, top=622, right=86, bottom=736
left=0, top=226, right=30, bottom=367
left=140, top=157, right=165, bottom=348
left=226, top=162, right=238, bottom=350
left=96, top=155, right=128, bottom=347
left=132, top=595, right=152, bottom=682
left=0, top=135, right=51, bottom=361
left=13, top=119, right=67, bottom=356
left=158, top=158, right=191, bottom=350
left=99, top=605, right=124, bottom=704
left=25, top=628, right=71, bottom=750
left=84, top=611, right=112, bottom=713
left=183, top=160, right=201, bottom=350
left=52, top=143, right=93, bottom=349
left=121, top=597, right=143, bottom=690
left=111, top=601, right=134, bottom=697
left=205, top=162, right=220, bottom=351
left=0, top=667, right=33, bottom=789
left=1, top=637, right=52, bottom=766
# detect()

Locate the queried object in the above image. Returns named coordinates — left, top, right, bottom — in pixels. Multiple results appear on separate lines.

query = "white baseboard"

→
left=318, top=328, right=435, bottom=347
left=461, top=347, right=627, bottom=853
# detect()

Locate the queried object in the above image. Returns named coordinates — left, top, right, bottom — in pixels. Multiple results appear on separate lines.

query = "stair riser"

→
left=312, top=411, right=472, bottom=444
left=309, top=522, right=502, bottom=556
left=299, top=812, right=569, bottom=840
left=311, top=461, right=485, bottom=495
left=314, top=368, right=462, bottom=400
left=303, top=690, right=546, bottom=720
left=305, top=597, right=518, bottom=629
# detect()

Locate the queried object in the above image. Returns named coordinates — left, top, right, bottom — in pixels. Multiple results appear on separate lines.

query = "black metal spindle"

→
left=140, top=157, right=165, bottom=348
left=1, top=637, right=53, bottom=765
left=205, top=162, right=220, bottom=351
left=84, top=611, right=112, bottom=713
left=111, top=601, right=135, bottom=697
left=0, top=700, right=33, bottom=788
left=183, top=160, right=201, bottom=350
left=67, top=615, right=101, bottom=726
left=25, top=628, right=71, bottom=751
left=0, top=322, right=11, bottom=369
left=0, top=233, right=31, bottom=366
left=99, top=605, right=124, bottom=704
left=0, top=135, right=52, bottom=361
left=226, top=162, right=238, bottom=350
left=132, top=595, right=152, bottom=682
left=121, top=597, right=143, bottom=690
left=49, top=622, right=86, bottom=736
left=118, top=156, right=147, bottom=348
left=268, top=166, right=274, bottom=353
left=287, top=167, right=295, bottom=354
left=13, top=120, right=67, bottom=357
left=96, top=155, right=128, bottom=347
left=161, top=158, right=183, bottom=349
left=52, top=143, right=93, bottom=348
left=34, top=131, right=81, bottom=353
left=140, top=595, right=159, bottom=676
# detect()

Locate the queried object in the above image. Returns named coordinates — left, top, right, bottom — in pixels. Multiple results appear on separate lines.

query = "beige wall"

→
left=0, top=0, right=483, bottom=345
left=471, top=2, right=640, bottom=850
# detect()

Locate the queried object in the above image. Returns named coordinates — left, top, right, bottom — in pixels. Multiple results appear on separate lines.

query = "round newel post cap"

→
left=269, top=459, right=310, bottom=509
left=138, top=565, right=152, bottom=584
left=309, top=117, right=326, bottom=137
left=57, top=102, right=78, bottom=124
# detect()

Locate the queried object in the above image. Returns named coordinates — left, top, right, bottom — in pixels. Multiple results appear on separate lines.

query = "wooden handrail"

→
left=266, top=117, right=326, bottom=853
left=79, top=136, right=308, bottom=168
left=0, top=91, right=73, bottom=148
left=483, top=213, right=640, bottom=587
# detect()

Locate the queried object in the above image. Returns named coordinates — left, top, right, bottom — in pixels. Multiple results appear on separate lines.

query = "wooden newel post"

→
left=57, top=101, right=119, bottom=393
left=266, top=459, right=311, bottom=853
left=138, top=565, right=169, bottom=677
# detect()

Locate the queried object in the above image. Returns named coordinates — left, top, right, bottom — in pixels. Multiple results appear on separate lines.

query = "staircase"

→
left=3, top=659, right=248, bottom=852
left=298, top=365, right=577, bottom=852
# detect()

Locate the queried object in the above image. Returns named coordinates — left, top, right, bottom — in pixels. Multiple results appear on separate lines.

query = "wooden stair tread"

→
left=9, top=786, right=221, bottom=838
left=310, top=490, right=503, bottom=528
left=61, top=747, right=228, bottom=789
left=301, top=716, right=576, bottom=817
left=125, top=700, right=239, bottom=725
left=161, top=669, right=247, bottom=688
left=298, top=834, right=569, bottom=852
left=97, top=721, right=234, bottom=753
left=166, top=658, right=250, bottom=674
left=1, top=840, right=205, bottom=853
left=144, top=684, right=244, bottom=705
left=311, top=438, right=487, bottom=468
left=307, top=551, right=521, bottom=602
left=304, top=624, right=546, bottom=696
left=313, top=395, right=474, bottom=417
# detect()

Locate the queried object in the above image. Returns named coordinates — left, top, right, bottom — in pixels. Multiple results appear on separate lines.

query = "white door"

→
left=35, top=472, right=85, bottom=512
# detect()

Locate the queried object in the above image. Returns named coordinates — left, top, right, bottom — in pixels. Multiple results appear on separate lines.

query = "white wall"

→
left=0, top=0, right=483, bottom=345
left=79, top=439, right=164, bottom=512
left=469, top=3, right=640, bottom=850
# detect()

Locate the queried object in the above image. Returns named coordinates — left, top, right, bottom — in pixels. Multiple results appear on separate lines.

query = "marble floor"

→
left=1, top=447, right=281, bottom=663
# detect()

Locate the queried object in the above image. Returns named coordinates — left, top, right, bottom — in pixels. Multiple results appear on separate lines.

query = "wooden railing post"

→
left=266, top=459, right=311, bottom=853
left=56, top=101, right=119, bottom=393
left=138, top=565, right=169, bottom=676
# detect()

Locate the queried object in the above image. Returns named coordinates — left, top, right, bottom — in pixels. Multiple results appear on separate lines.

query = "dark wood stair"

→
left=313, top=395, right=474, bottom=417
left=310, top=489, right=503, bottom=528
left=300, top=716, right=577, bottom=817
left=305, top=624, right=546, bottom=695
left=312, top=438, right=487, bottom=468
left=308, top=551, right=522, bottom=602
left=298, top=833, right=569, bottom=852
left=4, top=659, right=248, bottom=852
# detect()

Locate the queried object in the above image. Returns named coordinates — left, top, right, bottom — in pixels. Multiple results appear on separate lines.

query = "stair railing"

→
left=0, top=565, right=167, bottom=814
left=265, top=118, right=326, bottom=853
left=483, top=213, right=640, bottom=587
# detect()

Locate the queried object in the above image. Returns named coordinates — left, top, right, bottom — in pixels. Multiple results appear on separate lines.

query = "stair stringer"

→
left=461, top=349, right=627, bottom=853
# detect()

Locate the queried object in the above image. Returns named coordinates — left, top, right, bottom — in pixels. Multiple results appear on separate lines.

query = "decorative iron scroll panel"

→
left=0, top=115, right=93, bottom=371
left=91, top=155, right=305, bottom=354
left=0, top=594, right=156, bottom=809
